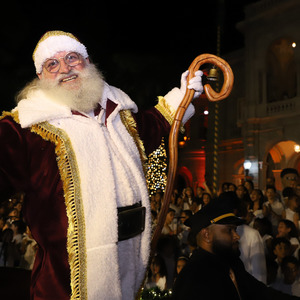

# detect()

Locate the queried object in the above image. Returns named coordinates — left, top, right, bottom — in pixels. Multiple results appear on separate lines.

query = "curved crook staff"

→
left=150, top=54, right=234, bottom=256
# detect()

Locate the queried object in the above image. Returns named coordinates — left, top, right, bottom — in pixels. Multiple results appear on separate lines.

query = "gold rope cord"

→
left=31, top=121, right=87, bottom=300
left=119, top=109, right=148, bottom=173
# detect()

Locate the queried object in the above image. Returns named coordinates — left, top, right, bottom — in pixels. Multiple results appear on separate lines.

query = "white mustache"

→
left=55, top=70, right=81, bottom=84
left=37, top=63, right=105, bottom=113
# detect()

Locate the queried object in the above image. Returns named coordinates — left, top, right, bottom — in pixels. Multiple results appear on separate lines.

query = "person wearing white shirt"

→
left=263, top=186, right=284, bottom=235
left=237, top=224, right=267, bottom=284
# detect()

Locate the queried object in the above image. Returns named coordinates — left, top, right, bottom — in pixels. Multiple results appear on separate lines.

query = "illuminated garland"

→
left=139, top=287, right=172, bottom=299
left=146, top=138, right=168, bottom=196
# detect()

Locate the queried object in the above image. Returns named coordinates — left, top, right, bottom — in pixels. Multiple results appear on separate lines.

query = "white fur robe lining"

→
left=16, top=83, right=151, bottom=300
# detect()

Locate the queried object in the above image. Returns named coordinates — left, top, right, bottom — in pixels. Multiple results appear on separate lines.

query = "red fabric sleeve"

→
left=133, top=107, right=171, bottom=155
left=0, top=117, right=30, bottom=196
left=0, top=116, right=71, bottom=299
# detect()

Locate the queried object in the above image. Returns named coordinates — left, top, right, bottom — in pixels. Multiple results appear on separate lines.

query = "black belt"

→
left=117, top=202, right=146, bottom=242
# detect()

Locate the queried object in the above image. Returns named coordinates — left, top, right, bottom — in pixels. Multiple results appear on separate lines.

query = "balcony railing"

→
left=266, top=99, right=296, bottom=115
left=237, top=97, right=300, bottom=124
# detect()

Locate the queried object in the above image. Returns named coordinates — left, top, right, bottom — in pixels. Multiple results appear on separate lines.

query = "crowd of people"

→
left=2, top=168, right=300, bottom=298
left=145, top=167, right=300, bottom=298
left=0, top=192, right=37, bottom=270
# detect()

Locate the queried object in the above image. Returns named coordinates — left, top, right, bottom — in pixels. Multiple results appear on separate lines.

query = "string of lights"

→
left=146, top=137, right=168, bottom=196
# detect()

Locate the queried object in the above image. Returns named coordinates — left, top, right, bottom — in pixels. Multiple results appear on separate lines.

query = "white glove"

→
left=180, top=70, right=204, bottom=99
left=162, top=70, right=204, bottom=124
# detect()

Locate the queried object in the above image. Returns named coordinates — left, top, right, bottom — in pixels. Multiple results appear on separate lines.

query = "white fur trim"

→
left=33, top=35, right=88, bottom=73
left=87, top=244, right=122, bottom=299
left=16, top=83, right=150, bottom=300
left=163, top=87, right=195, bottom=124
left=17, top=90, right=72, bottom=128
left=102, top=82, right=138, bottom=114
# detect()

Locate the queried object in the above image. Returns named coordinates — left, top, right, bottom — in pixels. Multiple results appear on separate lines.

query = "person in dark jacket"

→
left=172, top=192, right=300, bottom=299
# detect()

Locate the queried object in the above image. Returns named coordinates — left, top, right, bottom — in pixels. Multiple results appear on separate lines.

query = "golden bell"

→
left=207, top=66, right=218, bottom=81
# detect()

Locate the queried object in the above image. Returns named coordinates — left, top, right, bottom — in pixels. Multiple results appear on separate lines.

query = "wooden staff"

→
left=150, top=54, right=234, bottom=257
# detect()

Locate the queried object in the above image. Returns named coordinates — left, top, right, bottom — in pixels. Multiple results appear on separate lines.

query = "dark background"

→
left=0, top=0, right=258, bottom=111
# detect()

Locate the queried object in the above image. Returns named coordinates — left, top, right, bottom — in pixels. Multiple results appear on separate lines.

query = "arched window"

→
left=266, top=37, right=297, bottom=102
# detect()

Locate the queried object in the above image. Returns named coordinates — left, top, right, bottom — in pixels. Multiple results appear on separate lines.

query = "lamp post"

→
left=244, top=160, right=252, bottom=179
left=294, top=144, right=300, bottom=153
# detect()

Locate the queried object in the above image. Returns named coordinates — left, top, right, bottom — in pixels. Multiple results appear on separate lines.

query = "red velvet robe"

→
left=0, top=100, right=170, bottom=300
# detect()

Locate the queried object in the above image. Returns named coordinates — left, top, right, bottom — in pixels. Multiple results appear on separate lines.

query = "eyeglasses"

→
left=285, top=176, right=297, bottom=181
left=43, top=52, right=82, bottom=73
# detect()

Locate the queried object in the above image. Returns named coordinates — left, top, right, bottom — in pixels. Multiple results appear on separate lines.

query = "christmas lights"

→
left=139, top=287, right=172, bottom=299
left=146, top=138, right=168, bottom=196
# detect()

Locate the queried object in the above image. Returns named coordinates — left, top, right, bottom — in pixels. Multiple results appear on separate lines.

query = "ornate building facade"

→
left=178, top=0, right=300, bottom=193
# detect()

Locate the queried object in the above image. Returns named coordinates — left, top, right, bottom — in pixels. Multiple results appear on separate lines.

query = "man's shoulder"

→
left=0, top=111, right=22, bottom=131
left=189, top=248, right=213, bottom=261
left=174, top=250, right=215, bottom=292
left=0, top=111, right=48, bottom=146
left=183, top=248, right=227, bottom=275
left=173, top=249, right=239, bottom=299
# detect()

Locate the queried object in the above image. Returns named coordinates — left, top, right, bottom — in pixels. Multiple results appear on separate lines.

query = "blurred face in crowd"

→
left=244, top=181, right=253, bottom=193
left=236, top=185, right=246, bottom=199
left=266, top=188, right=276, bottom=201
left=196, top=187, right=203, bottom=197
left=185, top=187, right=193, bottom=197
left=177, top=197, right=183, bottom=207
left=150, top=260, right=160, bottom=276
left=165, top=210, right=175, bottom=225
left=281, top=173, right=298, bottom=189
left=180, top=211, right=189, bottom=224
left=170, top=192, right=176, bottom=204
left=250, top=190, right=260, bottom=202
left=202, top=194, right=211, bottom=206
left=228, top=184, right=236, bottom=192
left=222, top=183, right=229, bottom=193
left=277, top=222, right=291, bottom=238
left=11, top=223, right=19, bottom=235
left=273, top=242, right=290, bottom=260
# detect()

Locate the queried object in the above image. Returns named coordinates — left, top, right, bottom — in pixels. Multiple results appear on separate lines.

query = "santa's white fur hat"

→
left=33, top=30, right=89, bottom=74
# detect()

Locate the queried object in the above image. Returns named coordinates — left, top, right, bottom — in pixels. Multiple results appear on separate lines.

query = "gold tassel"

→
left=120, top=110, right=148, bottom=173
left=155, top=97, right=185, bottom=133
left=31, top=122, right=88, bottom=300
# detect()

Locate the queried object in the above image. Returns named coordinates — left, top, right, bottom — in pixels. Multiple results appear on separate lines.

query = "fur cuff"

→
left=155, top=88, right=195, bottom=132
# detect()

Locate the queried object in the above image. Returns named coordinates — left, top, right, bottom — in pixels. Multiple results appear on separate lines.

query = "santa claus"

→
left=0, top=30, right=203, bottom=299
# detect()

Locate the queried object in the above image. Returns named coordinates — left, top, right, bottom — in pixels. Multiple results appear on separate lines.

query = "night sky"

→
left=0, top=0, right=258, bottom=111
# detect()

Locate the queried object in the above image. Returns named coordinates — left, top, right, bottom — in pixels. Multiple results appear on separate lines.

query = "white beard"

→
left=36, top=63, right=104, bottom=113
